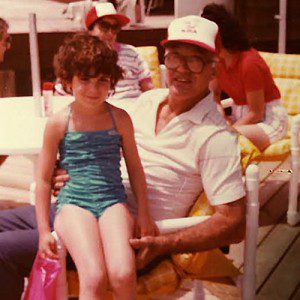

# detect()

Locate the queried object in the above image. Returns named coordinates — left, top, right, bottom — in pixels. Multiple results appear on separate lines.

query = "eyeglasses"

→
left=164, top=52, right=213, bottom=73
left=97, top=20, right=121, bottom=34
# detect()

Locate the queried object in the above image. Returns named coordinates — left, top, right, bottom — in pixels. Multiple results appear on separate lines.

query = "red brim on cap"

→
left=160, top=39, right=216, bottom=53
left=85, top=10, right=130, bottom=29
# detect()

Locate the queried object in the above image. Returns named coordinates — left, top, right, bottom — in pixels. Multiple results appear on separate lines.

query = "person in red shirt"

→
left=202, top=4, right=288, bottom=151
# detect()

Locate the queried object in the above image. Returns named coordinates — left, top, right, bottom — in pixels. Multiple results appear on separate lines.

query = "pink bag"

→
left=24, top=253, right=62, bottom=300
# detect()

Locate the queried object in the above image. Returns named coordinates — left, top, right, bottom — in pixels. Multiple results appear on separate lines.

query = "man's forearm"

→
left=159, top=199, right=246, bottom=255
left=130, top=198, right=246, bottom=270
left=161, top=214, right=244, bottom=255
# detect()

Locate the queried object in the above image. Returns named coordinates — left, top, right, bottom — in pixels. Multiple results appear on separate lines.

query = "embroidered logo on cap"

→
left=181, top=22, right=197, bottom=34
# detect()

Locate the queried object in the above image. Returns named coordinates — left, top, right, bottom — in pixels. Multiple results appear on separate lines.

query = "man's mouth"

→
left=173, top=78, right=192, bottom=84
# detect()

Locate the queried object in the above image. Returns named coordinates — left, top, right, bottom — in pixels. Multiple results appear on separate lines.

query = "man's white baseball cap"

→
left=161, top=15, right=219, bottom=53
left=85, top=2, right=130, bottom=29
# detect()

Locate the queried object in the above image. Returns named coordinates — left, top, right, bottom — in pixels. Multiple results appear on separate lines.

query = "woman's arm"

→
left=210, top=78, right=226, bottom=117
left=233, top=89, right=265, bottom=126
left=35, top=115, right=64, bottom=258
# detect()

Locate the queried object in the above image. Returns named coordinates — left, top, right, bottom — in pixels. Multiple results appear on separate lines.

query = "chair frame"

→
left=287, top=115, right=300, bottom=226
left=53, top=165, right=259, bottom=300
left=220, top=98, right=300, bottom=226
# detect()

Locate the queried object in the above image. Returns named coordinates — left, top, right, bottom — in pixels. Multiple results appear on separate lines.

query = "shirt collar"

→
left=175, top=92, right=216, bottom=125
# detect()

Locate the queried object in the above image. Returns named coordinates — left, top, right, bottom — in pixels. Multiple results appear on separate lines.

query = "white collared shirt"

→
left=121, top=89, right=245, bottom=220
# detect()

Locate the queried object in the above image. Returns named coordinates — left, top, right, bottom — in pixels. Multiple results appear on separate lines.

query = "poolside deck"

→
left=0, top=155, right=299, bottom=299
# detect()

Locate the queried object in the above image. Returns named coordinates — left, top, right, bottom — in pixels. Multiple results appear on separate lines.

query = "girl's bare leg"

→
left=234, top=124, right=271, bottom=151
left=54, top=204, right=108, bottom=300
left=99, top=203, right=136, bottom=300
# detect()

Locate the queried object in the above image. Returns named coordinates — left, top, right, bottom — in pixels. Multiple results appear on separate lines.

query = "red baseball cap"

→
left=161, top=16, right=219, bottom=53
left=85, top=3, right=130, bottom=29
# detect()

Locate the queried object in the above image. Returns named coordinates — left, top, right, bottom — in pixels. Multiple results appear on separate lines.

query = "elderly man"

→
left=0, top=15, right=245, bottom=299
left=0, top=18, right=11, bottom=166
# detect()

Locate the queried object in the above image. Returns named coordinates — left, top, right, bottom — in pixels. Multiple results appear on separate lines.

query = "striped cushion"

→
left=259, top=52, right=300, bottom=79
left=238, top=134, right=291, bottom=162
left=136, top=46, right=162, bottom=88
left=256, top=139, right=291, bottom=162
left=274, top=78, right=300, bottom=115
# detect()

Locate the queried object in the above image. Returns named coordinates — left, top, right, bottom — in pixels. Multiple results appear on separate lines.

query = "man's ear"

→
left=209, top=63, right=217, bottom=81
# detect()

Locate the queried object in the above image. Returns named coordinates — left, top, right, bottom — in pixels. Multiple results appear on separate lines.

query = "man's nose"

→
left=176, top=59, right=190, bottom=73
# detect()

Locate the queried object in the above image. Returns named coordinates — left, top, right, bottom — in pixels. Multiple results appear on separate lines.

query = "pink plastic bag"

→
left=24, top=253, right=61, bottom=300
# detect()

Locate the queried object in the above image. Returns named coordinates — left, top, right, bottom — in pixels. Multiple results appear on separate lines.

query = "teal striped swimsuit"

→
left=56, top=105, right=127, bottom=218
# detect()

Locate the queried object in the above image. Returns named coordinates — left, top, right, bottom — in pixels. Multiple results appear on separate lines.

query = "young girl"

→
left=35, top=33, right=157, bottom=300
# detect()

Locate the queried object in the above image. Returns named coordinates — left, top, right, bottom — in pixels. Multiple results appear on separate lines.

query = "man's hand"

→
left=129, top=235, right=167, bottom=270
left=52, top=168, right=69, bottom=196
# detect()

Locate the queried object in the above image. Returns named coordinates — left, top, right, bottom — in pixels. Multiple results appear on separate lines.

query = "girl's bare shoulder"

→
left=45, top=106, right=70, bottom=136
left=108, top=103, right=131, bottom=122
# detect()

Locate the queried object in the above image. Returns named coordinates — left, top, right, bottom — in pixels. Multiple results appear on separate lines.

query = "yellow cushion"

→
left=136, top=46, right=162, bottom=88
left=274, top=78, right=300, bottom=115
left=256, top=138, right=291, bottom=162
left=259, top=52, right=300, bottom=79
left=171, top=194, right=240, bottom=280
left=238, top=135, right=262, bottom=170
left=68, top=260, right=180, bottom=299
left=238, top=133, right=291, bottom=162
left=137, top=260, right=180, bottom=297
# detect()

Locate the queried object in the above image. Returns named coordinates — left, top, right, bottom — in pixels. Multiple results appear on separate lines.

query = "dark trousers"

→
left=0, top=204, right=55, bottom=300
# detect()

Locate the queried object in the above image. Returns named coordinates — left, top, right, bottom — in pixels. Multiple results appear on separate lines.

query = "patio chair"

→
left=239, top=52, right=300, bottom=226
left=53, top=164, right=259, bottom=299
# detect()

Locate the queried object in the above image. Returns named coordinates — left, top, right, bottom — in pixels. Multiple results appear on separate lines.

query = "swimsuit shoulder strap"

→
left=65, top=105, right=72, bottom=132
left=107, top=104, right=117, bottom=130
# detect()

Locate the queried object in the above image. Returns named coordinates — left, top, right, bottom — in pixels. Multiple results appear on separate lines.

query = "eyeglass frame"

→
left=164, top=52, right=216, bottom=74
left=95, top=19, right=121, bottom=34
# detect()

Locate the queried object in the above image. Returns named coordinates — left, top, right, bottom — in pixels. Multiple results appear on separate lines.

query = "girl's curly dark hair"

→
left=53, top=33, right=123, bottom=90
left=201, top=4, right=251, bottom=51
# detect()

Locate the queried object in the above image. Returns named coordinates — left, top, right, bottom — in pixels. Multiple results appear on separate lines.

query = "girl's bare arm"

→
left=35, top=113, right=66, bottom=257
left=116, top=109, right=158, bottom=236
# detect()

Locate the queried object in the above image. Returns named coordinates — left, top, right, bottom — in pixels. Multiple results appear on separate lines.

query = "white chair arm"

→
left=288, top=115, right=300, bottom=226
left=156, top=216, right=210, bottom=234
left=291, top=114, right=300, bottom=149
left=243, top=164, right=259, bottom=300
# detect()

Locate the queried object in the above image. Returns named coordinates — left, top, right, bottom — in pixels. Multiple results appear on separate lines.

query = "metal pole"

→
left=275, top=0, right=287, bottom=53
left=28, top=13, right=42, bottom=116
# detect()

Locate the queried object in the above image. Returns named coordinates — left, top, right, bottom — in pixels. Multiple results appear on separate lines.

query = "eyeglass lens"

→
left=164, top=53, right=205, bottom=73
left=99, top=21, right=120, bottom=33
